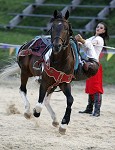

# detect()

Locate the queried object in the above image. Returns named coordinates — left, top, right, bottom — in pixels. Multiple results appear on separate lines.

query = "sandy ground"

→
left=0, top=77, right=115, bottom=150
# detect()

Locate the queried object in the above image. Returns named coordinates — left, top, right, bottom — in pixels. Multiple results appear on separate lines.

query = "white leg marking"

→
left=34, top=92, right=47, bottom=113
left=60, top=124, right=68, bottom=130
left=19, top=89, right=30, bottom=114
left=35, top=102, right=44, bottom=113
left=59, top=124, right=67, bottom=134
left=34, top=76, right=40, bottom=83
left=44, top=93, right=58, bottom=123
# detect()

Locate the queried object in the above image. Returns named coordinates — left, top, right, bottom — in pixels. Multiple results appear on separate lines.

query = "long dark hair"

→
left=95, top=22, right=109, bottom=46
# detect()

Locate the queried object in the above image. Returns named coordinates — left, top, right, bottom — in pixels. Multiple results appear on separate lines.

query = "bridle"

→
left=52, top=36, right=69, bottom=49
left=43, top=10, right=75, bottom=91
left=50, top=19, right=70, bottom=49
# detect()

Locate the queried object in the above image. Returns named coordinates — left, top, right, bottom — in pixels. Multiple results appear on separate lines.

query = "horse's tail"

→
left=0, top=63, right=20, bottom=79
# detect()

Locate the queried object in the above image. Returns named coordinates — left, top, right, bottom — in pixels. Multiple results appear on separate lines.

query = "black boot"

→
left=79, top=95, right=94, bottom=114
left=93, top=93, right=102, bottom=117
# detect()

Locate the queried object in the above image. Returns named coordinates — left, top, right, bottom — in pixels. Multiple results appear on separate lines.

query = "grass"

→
left=0, top=0, right=115, bottom=84
left=101, top=55, right=115, bottom=85
left=0, top=49, right=9, bottom=69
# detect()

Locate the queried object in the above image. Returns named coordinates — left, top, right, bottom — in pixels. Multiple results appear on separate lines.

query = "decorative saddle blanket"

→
left=18, top=35, right=52, bottom=58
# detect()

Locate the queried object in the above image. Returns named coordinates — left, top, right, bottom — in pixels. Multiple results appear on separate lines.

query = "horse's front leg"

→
left=33, top=83, right=47, bottom=117
left=59, top=83, right=74, bottom=134
left=44, top=93, right=59, bottom=127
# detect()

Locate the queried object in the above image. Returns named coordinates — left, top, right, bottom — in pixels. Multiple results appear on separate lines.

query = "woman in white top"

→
left=74, top=22, right=109, bottom=79
left=76, top=22, right=109, bottom=117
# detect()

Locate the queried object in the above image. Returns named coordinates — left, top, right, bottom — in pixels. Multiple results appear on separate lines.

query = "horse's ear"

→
left=65, top=10, right=69, bottom=20
left=53, top=10, right=58, bottom=18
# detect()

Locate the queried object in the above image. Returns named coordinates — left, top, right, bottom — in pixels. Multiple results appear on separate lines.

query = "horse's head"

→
left=50, top=10, right=72, bottom=54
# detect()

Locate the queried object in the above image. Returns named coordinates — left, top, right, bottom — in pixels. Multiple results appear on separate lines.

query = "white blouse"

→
left=82, top=36, right=104, bottom=62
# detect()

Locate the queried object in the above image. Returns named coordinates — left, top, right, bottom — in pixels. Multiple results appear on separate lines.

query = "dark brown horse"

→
left=0, top=10, right=77, bottom=134
left=33, top=10, right=75, bottom=134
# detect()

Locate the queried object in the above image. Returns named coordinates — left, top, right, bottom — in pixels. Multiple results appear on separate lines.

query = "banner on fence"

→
left=0, top=43, right=115, bottom=61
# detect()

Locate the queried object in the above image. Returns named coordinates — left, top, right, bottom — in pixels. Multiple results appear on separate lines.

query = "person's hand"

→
left=75, top=34, right=82, bottom=40
left=75, top=34, right=85, bottom=44
left=78, top=42, right=83, bottom=47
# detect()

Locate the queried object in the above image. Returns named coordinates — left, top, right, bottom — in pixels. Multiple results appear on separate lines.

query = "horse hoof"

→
left=24, top=112, right=31, bottom=119
left=59, top=126, right=66, bottom=135
left=33, top=108, right=40, bottom=118
left=52, top=121, right=59, bottom=127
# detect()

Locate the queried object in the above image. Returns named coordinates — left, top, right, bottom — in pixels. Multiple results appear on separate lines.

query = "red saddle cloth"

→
left=18, top=37, right=51, bottom=57
left=44, top=63, right=74, bottom=92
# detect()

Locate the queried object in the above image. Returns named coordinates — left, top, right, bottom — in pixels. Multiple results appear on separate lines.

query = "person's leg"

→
left=93, top=93, right=102, bottom=117
left=79, top=94, right=94, bottom=114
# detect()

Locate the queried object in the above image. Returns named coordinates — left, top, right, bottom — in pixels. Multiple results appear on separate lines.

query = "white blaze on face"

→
left=58, top=22, right=62, bottom=25
left=57, top=22, right=63, bottom=33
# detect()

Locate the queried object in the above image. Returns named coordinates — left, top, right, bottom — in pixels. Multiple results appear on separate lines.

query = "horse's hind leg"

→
left=20, top=72, right=31, bottom=119
left=44, top=93, right=59, bottom=127
left=59, top=83, right=74, bottom=134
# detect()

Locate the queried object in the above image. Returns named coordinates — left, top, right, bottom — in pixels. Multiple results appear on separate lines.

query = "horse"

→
left=33, top=10, right=76, bottom=134
left=0, top=10, right=78, bottom=134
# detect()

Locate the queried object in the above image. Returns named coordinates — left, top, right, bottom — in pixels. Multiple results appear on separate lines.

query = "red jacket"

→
left=85, top=64, right=104, bottom=94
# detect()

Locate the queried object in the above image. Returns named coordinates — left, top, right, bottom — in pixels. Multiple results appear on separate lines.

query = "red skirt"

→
left=85, top=64, right=104, bottom=94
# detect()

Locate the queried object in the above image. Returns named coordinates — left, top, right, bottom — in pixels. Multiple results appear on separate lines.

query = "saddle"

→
left=18, top=36, right=51, bottom=58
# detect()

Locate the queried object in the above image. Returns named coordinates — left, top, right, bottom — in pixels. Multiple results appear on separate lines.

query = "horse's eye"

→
left=51, top=26, right=55, bottom=31
left=65, top=27, right=68, bottom=30
left=51, top=26, right=54, bottom=29
left=64, top=27, right=68, bottom=31
left=64, top=25, right=68, bottom=30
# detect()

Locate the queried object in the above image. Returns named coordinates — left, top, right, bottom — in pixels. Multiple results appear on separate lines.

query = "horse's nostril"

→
left=58, top=44, right=62, bottom=48
left=54, top=44, right=60, bottom=49
left=52, top=43, right=62, bottom=53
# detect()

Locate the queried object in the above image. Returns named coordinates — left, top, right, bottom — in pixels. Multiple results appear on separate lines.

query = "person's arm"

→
left=75, top=34, right=85, bottom=44
left=75, top=34, right=99, bottom=60
left=90, top=36, right=104, bottom=59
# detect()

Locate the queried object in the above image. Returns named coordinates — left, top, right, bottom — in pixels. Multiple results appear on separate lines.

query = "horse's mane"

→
left=68, top=23, right=73, bottom=36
